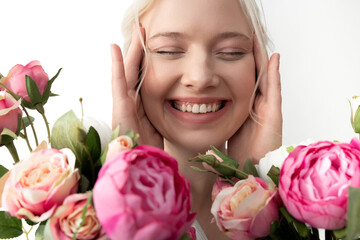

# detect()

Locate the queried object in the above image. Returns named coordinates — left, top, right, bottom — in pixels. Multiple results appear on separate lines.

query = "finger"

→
left=253, top=33, right=269, bottom=95
left=125, top=24, right=146, bottom=90
left=267, top=53, right=282, bottom=106
left=111, top=43, right=127, bottom=100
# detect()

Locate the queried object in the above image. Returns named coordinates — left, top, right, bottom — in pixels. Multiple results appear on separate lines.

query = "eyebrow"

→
left=148, top=31, right=251, bottom=42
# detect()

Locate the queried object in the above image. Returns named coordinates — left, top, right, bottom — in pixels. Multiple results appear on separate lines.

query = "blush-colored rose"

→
left=93, top=145, right=196, bottom=240
left=48, top=192, right=108, bottom=240
left=211, top=175, right=281, bottom=240
left=0, top=61, right=49, bottom=101
left=0, top=91, right=22, bottom=144
left=202, top=149, right=224, bottom=174
left=105, top=135, right=133, bottom=161
left=279, top=138, right=360, bottom=229
left=1, top=148, right=79, bottom=222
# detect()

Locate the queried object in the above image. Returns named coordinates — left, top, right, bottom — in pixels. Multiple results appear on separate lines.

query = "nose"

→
left=181, top=51, right=219, bottom=91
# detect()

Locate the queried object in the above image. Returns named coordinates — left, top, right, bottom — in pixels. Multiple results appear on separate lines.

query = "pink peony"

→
left=1, top=148, right=80, bottom=222
left=93, top=145, right=196, bottom=240
left=0, top=61, right=49, bottom=101
left=48, top=192, right=108, bottom=240
left=0, top=91, right=22, bottom=144
left=279, top=138, right=360, bottom=229
left=211, top=175, right=281, bottom=240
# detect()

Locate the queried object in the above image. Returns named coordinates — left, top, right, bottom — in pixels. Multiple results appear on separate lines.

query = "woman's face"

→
left=141, top=0, right=256, bottom=152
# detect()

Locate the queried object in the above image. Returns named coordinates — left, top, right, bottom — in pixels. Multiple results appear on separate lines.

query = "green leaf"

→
left=25, top=218, right=38, bottom=226
left=0, top=128, right=17, bottom=145
left=110, top=124, right=121, bottom=141
left=267, top=165, right=281, bottom=187
left=333, top=227, right=346, bottom=239
left=178, top=232, right=194, bottom=240
left=286, top=146, right=295, bottom=153
left=242, top=158, right=259, bottom=177
left=78, top=174, right=90, bottom=193
left=349, top=99, right=355, bottom=130
left=0, top=165, right=8, bottom=177
left=347, top=187, right=360, bottom=240
left=41, top=68, right=62, bottom=105
left=20, top=116, right=35, bottom=131
left=26, top=75, right=42, bottom=105
left=51, top=110, right=85, bottom=166
left=0, top=211, right=23, bottom=238
left=280, top=207, right=310, bottom=238
left=86, top=127, right=101, bottom=161
left=210, top=145, right=239, bottom=176
left=35, top=221, right=46, bottom=240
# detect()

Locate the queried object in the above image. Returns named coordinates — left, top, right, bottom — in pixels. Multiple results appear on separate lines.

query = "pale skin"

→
left=111, top=0, right=282, bottom=239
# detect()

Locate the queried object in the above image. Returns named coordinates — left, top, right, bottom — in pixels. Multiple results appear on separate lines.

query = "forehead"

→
left=141, top=0, right=252, bottom=39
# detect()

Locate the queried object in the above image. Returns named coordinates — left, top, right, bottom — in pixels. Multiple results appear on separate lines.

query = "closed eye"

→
left=156, top=51, right=184, bottom=55
left=217, top=52, right=246, bottom=61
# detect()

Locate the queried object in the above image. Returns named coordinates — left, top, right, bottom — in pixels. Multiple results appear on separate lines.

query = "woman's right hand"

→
left=111, top=26, right=164, bottom=149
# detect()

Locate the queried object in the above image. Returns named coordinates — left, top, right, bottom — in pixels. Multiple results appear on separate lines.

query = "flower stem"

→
left=21, top=117, right=33, bottom=152
left=40, top=111, right=51, bottom=144
left=5, top=141, right=19, bottom=163
left=21, top=222, right=33, bottom=240
left=21, top=105, right=39, bottom=146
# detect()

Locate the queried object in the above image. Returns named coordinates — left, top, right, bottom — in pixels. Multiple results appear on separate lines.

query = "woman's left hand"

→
left=227, top=35, right=282, bottom=167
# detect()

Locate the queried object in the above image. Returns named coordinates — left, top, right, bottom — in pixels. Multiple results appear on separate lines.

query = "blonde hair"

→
left=121, top=0, right=271, bottom=120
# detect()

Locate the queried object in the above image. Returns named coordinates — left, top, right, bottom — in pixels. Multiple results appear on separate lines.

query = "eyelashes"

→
left=153, top=50, right=246, bottom=60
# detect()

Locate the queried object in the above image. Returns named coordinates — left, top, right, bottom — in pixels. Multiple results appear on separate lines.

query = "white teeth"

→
left=173, top=102, right=222, bottom=114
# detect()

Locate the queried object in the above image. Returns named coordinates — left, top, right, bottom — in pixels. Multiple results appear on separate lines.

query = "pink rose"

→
left=202, top=149, right=223, bottom=174
left=187, top=227, right=197, bottom=240
left=1, top=148, right=80, bottom=222
left=0, top=61, right=49, bottom=101
left=93, top=145, right=196, bottom=240
left=48, top=192, right=108, bottom=240
left=211, top=175, right=281, bottom=240
left=279, top=138, right=360, bottom=229
left=0, top=91, right=22, bottom=144
left=211, top=177, right=233, bottom=201
left=105, top=135, right=133, bottom=161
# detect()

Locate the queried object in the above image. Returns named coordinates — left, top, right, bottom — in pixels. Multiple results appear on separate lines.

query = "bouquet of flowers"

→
left=189, top=96, right=360, bottom=240
left=0, top=61, right=196, bottom=240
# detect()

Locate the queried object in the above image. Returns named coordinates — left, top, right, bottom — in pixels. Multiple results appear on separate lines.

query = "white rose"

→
left=256, top=139, right=316, bottom=183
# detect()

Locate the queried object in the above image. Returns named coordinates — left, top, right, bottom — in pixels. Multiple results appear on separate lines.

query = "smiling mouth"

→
left=171, top=100, right=225, bottom=114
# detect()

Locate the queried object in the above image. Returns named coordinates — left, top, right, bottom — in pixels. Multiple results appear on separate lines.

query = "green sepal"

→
left=20, top=116, right=35, bottom=131
left=211, top=145, right=239, bottom=169
left=110, top=124, right=121, bottom=141
left=0, top=211, right=23, bottom=238
left=26, top=75, right=42, bottom=105
left=41, top=68, right=62, bottom=105
left=354, top=105, right=360, bottom=134
left=242, top=158, right=259, bottom=177
left=0, top=165, right=8, bottom=177
left=190, top=166, right=213, bottom=173
left=0, top=73, right=3, bottom=80
left=346, top=187, right=360, bottom=240
left=0, top=128, right=17, bottom=146
left=21, top=98, right=34, bottom=109
left=267, top=165, right=281, bottom=187
left=35, top=221, right=47, bottom=240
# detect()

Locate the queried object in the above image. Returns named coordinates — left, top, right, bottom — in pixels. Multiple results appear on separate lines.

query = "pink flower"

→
left=48, top=192, right=108, bottom=240
left=0, top=61, right=49, bottom=101
left=105, top=135, right=133, bottom=161
left=187, top=227, right=197, bottom=240
left=1, top=148, right=80, bottom=222
left=0, top=91, right=22, bottom=144
left=279, top=138, right=360, bottom=229
left=211, top=175, right=281, bottom=240
left=202, top=149, right=223, bottom=174
left=93, top=145, right=196, bottom=240
left=211, top=177, right=233, bottom=201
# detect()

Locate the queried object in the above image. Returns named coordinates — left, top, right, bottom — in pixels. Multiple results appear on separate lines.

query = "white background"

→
left=0, top=0, right=359, bottom=238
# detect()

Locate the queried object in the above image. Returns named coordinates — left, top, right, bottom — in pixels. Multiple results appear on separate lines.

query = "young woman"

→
left=111, top=0, right=282, bottom=239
